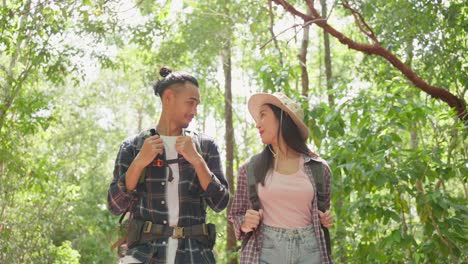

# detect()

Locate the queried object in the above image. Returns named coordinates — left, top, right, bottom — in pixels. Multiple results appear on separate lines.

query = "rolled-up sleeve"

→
left=202, top=140, right=230, bottom=213
left=107, top=139, right=137, bottom=215
left=228, top=164, right=251, bottom=240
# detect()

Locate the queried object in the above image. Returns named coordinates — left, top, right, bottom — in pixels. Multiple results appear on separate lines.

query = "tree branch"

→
left=270, top=0, right=467, bottom=123
left=260, top=18, right=325, bottom=50
left=0, top=0, right=32, bottom=132
left=342, top=0, right=379, bottom=44
left=268, top=0, right=284, bottom=66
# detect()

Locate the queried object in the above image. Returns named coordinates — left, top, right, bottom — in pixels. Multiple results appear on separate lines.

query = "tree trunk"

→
left=222, top=2, right=237, bottom=262
left=404, top=37, right=416, bottom=260
left=0, top=0, right=32, bottom=132
left=268, top=0, right=284, bottom=66
left=321, top=0, right=334, bottom=107
left=319, top=2, right=342, bottom=261
left=137, top=108, right=143, bottom=132
left=299, top=8, right=311, bottom=96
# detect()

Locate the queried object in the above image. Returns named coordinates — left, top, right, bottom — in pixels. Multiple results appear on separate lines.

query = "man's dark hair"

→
left=152, top=66, right=199, bottom=97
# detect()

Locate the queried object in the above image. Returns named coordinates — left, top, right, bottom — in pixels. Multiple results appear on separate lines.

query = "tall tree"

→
left=299, top=8, right=312, bottom=96
left=220, top=1, right=237, bottom=263
left=267, top=0, right=285, bottom=67
left=222, top=25, right=237, bottom=264
left=320, top=0, right=334, bottom=107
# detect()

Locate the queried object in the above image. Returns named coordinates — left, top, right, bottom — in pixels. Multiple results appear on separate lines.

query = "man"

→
left=108, top=67, right=229, bottom=263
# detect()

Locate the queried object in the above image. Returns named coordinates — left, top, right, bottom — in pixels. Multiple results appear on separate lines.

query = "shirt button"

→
left=163, top=220, right=167, bottom=224
left=162, top=241, right=166, bottom=245
left=161, top=182, right=165, bottom=186
left=161, top=201, right=165, bottom=204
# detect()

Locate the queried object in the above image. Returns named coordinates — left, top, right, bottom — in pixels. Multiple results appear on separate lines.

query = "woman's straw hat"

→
left=248, top=92, right=309, bottom=140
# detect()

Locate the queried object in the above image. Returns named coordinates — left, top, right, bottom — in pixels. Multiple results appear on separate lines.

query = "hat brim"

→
left=248, top=93, right=309, bottom=140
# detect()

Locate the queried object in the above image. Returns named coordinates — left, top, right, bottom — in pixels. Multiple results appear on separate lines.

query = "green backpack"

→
left=137, top=129, right=202, bottom=183
left=112, top=128, right=203, bottom=253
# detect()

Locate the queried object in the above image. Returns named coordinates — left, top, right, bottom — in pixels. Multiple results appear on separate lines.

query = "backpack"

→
left=111, top=128, right=203, bottom=253
left=242, top=154, right=332, bottom=259
left=136, top=129, right=203, bottom=183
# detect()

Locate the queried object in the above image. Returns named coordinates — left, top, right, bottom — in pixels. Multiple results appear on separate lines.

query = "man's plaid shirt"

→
left=108, top=129, right=229, bottom=263
left=228, top=153, right=333, bottom=263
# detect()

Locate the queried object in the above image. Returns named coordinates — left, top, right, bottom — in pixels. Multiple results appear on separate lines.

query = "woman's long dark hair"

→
left=254, top=104, right=311, bottom=185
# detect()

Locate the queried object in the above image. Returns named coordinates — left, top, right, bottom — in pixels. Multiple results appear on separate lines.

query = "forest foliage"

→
left=0, top=0, right=466, bottom=263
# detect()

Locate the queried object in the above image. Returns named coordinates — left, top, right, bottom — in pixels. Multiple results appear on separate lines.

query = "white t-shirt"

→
left=160, top=135, right=180, bottom=264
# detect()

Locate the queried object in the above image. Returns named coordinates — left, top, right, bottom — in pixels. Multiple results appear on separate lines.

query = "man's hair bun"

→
left=152, top=67, right=199, bottom=97
left=159, top=66, right=172, bottom=78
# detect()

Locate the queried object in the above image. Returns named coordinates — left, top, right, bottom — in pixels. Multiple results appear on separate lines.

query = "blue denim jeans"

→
left=260, top=225, right=321, bottom=264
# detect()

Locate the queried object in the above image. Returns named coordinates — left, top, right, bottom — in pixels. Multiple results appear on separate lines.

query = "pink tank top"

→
left=257, top=156, right=314, bottom=229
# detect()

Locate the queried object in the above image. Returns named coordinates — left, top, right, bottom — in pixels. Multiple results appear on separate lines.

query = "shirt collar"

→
left=303, top=152, right=321, bottom=163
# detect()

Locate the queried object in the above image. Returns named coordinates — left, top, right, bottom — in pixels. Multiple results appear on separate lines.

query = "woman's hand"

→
left=319, top=210, right=333, bottom=228
left=241, top=209, right=263, bottom=233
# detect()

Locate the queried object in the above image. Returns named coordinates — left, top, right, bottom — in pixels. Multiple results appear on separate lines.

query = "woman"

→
left=228, top=92, right=333, bottom=264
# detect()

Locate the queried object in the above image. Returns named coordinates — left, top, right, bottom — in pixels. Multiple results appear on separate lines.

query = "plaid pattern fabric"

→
left=228, top=154, right=333, bottom=264
left=108, top=129, right=229, bottom=264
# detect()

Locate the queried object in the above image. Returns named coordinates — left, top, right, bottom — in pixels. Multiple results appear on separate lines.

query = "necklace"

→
left=268, top=145, right=277, bottom=157
left=268, top=145, right=279, bottom=170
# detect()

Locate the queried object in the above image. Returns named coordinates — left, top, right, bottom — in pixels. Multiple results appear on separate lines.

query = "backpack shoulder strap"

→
left=137, top=129, right=158, bottom=184
left=238, top=155, right=261, bottom=252
left=138, top=129, right=204, bottom=184
left=183, top=129, right=203, bottom=155
left=246, top=155, right=261, bottom=210
left=309, top=159, right=326, bottom=212
left=308, top=158, right=333, bottom=259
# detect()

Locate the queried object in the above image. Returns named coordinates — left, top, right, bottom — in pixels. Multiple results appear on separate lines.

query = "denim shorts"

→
left=260, top=225, right=321, bottom=264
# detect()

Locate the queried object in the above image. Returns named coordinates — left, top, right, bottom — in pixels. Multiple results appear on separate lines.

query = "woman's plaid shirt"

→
left=228, top=154, right=333, bottom=264
left=108, top=129, right=229, bottom=263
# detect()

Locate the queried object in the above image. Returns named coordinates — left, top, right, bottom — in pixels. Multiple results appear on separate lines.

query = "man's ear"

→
left=163, top=89, right=174, bottom=104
